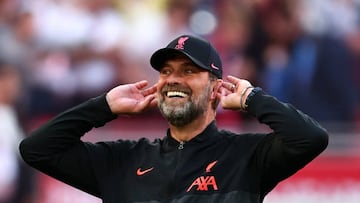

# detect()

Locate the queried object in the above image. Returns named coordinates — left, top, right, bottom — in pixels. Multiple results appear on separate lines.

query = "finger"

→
left=226, top=75, right=253, bottom=92
left=149, top=96, right=158, bottom=108
left=144, top=94, right=156, bottom=104
left=134, top=80, right=149, bottom=90
left=142, top=83, right=157, bottom=96
left=220, top=88, right=227, bottom=100
left=226, top=75, right=240, bottom=84
left=220, top=86, right=232, bottom=96
left=138, top=94, right=156, bottom=110
left=222, top=81, right=236, bottom=92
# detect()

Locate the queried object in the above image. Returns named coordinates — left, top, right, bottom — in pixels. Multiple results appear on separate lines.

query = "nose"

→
left=166, top=71, right=184, bottom=85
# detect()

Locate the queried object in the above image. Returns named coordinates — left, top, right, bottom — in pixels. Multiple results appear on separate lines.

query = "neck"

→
left=169, top=110, right=215, bottom=142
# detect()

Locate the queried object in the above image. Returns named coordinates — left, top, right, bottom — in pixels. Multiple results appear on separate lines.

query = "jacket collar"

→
left=162, top=120, right=219, bottom=152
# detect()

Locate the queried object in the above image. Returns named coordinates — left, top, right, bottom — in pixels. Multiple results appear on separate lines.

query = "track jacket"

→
left=19, top=90, right=328, bottom=203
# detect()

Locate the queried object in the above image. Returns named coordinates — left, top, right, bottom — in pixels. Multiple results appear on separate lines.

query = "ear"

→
left=211, top=79, right=223, bottom=100
left=210, top=79, right=222, bottom=110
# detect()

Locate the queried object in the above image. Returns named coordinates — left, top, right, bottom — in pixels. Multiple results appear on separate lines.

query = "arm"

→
left=19, top=80, right=157, bottom=197
left=19, top=95, right=116, bottom=197
left=221, top=75, right=328, bottom=193
left=247, top=89, right=328, bottom=190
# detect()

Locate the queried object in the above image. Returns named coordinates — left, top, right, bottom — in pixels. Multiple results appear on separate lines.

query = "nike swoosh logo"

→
left=211, top=63, right=219, bottom=70
left=136, top=167, right=154, bottom=176
left=206, top=160, right=218, bottom=173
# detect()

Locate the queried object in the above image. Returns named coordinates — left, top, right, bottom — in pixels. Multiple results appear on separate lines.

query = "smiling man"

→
left=19, top=35, right=328, bottom=203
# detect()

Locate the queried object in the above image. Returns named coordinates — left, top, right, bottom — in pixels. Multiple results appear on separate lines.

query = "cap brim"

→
left=150, top=48, right=209, bottom=72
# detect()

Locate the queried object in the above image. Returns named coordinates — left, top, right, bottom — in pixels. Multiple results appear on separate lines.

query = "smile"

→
left=166, top=91, right=189, bottom=98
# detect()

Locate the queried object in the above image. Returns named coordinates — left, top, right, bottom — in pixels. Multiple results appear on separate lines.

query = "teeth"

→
left=167, top=91, right=188, bottom=98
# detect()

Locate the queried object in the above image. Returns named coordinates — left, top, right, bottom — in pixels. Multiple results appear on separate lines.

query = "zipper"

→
left=178, top=141, right=185, bottom=150
left=166, top=142, right=184, bottom=198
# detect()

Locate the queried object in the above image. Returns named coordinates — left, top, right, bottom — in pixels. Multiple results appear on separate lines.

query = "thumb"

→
left=136, top=94, right=156, bottom=112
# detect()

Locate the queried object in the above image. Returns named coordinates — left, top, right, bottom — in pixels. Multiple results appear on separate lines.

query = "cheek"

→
left=190, top=79, right=210, bottom=92
left=197, top=82, right=213, bottom=98
left=156, top=78, right=165, bottom=89
left=157, top=76, right=167, bottom=83
left=155, top=89, right=163, bottom=100
left=156, top=81, right=165, bottom=98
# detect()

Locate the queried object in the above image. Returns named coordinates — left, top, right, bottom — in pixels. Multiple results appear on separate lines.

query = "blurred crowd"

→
left=0, top=0, right=360, bottom=202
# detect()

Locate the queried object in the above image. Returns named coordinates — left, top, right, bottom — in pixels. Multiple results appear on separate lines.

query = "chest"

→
left=100, top=140, right=260, bottom=202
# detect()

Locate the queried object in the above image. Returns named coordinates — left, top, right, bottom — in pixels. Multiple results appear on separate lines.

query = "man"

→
left=19, top=35, right=328, bottom=203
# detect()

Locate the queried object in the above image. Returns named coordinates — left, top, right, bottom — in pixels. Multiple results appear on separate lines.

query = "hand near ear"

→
left=106, top=80, right=158, bottom=114
left=220, top=75, right=254, bottom=110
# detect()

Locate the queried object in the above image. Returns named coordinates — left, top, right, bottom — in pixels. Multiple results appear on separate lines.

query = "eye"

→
left=185, top=68, right=194, bottom=74
left=160, top=68, right=171, bottom=75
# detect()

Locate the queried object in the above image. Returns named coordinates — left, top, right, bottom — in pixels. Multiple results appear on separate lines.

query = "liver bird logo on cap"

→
left=175, top=36, right=189, bottom=49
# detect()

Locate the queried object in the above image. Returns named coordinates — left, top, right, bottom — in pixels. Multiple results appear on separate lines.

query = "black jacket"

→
left=19, top=90, right=328, bottom=203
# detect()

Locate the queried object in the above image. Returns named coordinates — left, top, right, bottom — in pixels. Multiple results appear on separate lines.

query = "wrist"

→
left=240, top=86, right=254, bottom=111
left=243, top=87, right=262, bottom=111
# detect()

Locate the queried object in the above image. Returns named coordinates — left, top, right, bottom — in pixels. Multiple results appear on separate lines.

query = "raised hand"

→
left=106, top=80, right=157, bottom=114
left=220, top=75, right=254, bottom=110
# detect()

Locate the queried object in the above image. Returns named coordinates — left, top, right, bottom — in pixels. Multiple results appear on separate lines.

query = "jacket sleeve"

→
left=246, top=89, right=329, bottom=194
left=19, top=94, right=117, bottom=197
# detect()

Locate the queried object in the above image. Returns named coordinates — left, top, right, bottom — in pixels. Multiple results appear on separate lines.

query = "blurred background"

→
left=0, top=0, right=359, bottom=202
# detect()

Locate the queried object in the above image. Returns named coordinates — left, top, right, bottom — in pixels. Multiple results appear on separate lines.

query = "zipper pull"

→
left=178, top=141, right=185, bottom=150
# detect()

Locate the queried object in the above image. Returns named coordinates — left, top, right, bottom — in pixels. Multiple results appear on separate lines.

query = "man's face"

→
left=157, top=55, right=213, bottom=127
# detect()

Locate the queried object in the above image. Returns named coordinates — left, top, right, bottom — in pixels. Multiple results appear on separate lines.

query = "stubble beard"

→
left=158, top=83, right=212, bottom=127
